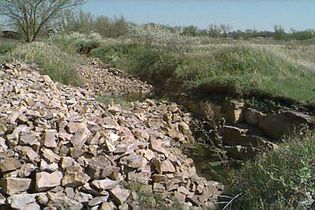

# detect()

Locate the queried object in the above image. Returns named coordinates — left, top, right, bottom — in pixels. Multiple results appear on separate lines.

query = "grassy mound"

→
left=179, top=46, right=315, bottom=104
left=226, top=132, right=315, bottom=209
left=91, top=42, right=314, bottom=105
left=91, top=44, right=181, bottom=83
left=9, top=42, right=83, bottom=86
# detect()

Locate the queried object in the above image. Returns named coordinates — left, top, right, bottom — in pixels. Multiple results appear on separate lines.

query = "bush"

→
left=274, top=25, right=287, bottom=40
left=128, top=182, right=182, bottom=209
left=91, top=43, right=181, bottom=83
left=0, top=42, right=16, bottom=55
left=128, top=24, right=192, bottom=53
left=127, top=47, right=181, bottom=82
left=76, top=40, right=100, bottom=54
left=182, top=25, right=198, bottom=37
left=226, top=131, right=315, bottom=209
left=90, top=43, right=135, bottom=67
left=9, top=42, right=83, bottom=86
left=94, top=16, right=129, bottom=38
left=61, top=10, right=129, bottom=38
left=49, top=32, right=103, bottom=55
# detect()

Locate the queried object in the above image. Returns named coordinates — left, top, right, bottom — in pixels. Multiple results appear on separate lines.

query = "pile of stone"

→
left=0, top=62, right=222, bottom=209
left=76, top=59, right=153, bottom=96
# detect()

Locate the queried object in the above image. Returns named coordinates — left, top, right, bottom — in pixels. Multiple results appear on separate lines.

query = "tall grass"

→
left=8, top=42, right=83, bottom=86
left=226, top=131, right=315, bottom=209
left=0, top=42, right=17, bottom=55
left=91, top=44, right=181, bottom=83
left=176, top=46, right=315, bottom=104
left=48, top=32, right=102, bottom=55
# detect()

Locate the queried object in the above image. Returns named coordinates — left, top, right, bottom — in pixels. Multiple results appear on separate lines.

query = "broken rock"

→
left=36, top=171, right=63, bottom=191
left=0, top=177, right=32, bottom=194
left=110, top=186, right=130, bottom=206
left=87, top=156, right=113, bottom=179
left=0, top=158, right=21, bottom=173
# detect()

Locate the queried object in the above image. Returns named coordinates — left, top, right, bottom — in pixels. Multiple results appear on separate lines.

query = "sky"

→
left=82, top=0, right=315, bottom=31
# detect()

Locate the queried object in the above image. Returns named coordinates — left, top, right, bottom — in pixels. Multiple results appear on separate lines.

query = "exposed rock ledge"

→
left=0, top=62, right=222, bottom=209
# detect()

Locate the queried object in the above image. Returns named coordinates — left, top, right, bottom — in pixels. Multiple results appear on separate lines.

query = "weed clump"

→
left=90, top=43, right=135, bottom=67
left=9, top=42, right=83, bottom=86
left=226, top=131, right=315, bottom=209
left=91, top=44, right=181, bottom=83
left=128, top=47, right=181, bottom=82
left=178, top=46, right=315, bottom=104
left=76, top=40, right=100, bottom=55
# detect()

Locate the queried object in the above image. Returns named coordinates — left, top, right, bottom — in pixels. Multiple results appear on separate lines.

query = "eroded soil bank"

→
left=76, top=58, right=315, bottom=184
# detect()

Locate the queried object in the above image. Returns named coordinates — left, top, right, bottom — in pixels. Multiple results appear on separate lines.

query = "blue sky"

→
left=82, top=0, right=315, bottom=31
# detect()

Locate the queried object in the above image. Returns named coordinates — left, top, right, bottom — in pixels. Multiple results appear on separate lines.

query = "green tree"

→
left=274, top=25, right=286, bottom=40
left=182, top=25, right=198, bottom=37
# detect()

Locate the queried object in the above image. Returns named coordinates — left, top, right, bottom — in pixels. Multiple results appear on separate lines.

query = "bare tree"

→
left=0, top=0, right=85, bottom=42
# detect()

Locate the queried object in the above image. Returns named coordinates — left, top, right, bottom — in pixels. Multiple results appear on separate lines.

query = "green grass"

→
left=91, top=44, right=181, bottom=83
left=128, top=182, right=182, bottom=210
left=45, top=32, right=315, bottom=106
left=8, top=42, right=83, bottom=86
left=225, top=131, right=315, bottom=209
left=177, top=46, right=315, bottom=105
left=76, top=39, right=100, bottom=54
left=90, top=41, right=315, bottom=105
left=0, top=38, right=19, bottom=63
left=90, top=43, right=135, bottom=68
left=0, top=42, right=17, bottom=55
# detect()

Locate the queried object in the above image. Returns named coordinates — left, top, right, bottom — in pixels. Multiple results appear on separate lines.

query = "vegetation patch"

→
left=91, top=44, right=181, bottom=83
left=177, top=46, right=315, bottom=105
left=76, top=39, right=101, bottom=55
left=128, top=182, right=182, bottom=210
left=9, top=42, right=83, bottom=86
left=128, top=47, right=181, bottom=82
left=226, top=131, right=315, bottom=209
left=0, top=42, right=17, bottom=55
left=90, top=42, right=315, bottom=105
left=90, top=43, right=135, bottom=68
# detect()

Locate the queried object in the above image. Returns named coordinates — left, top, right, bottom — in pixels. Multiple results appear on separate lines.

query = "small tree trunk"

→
left=25, top=31, right=31, bottom=42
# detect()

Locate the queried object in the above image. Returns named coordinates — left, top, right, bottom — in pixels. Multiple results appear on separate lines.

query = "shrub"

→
left=76, top=40, right=100, bottom=54
left=226, top=131, right=315, bottom=209
left=90, top=43, right=135, bottom=67
left=128, top=47, right=181, bottom=82
left=91, top=43, right=181, bottom=83
left=128, top=24, right=192, bottom=53
left=182, top=25, right=198, bottom=37
left=49, top=32, right=103, bottom=55
left=94, top=16, right=129, bottom=38
left=61, top=10, right=129, bottom=38
left=128, top=182, right=182, bottom=209
left=61, top=10, right=94, bottom=34
left=9, top=42, right=83, bottom=86
left=274, top=25, right=287, bottom=40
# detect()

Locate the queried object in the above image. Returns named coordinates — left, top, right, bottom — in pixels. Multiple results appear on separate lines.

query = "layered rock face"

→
left=0, top=62, right=222, bottom=209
